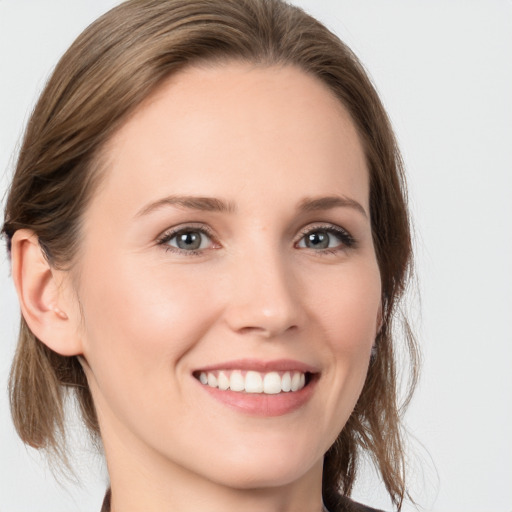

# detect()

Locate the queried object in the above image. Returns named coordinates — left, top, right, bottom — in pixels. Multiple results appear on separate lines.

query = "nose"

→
left=223, top=248, right=302, bottom=338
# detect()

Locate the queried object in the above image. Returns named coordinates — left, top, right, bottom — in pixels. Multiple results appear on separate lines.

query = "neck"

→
left=100, top=414, right=325, bottom=512
left=107, top=457, right=325, bottom=512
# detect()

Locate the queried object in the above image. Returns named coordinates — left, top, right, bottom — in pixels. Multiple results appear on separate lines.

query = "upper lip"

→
left=194, top=358, right=320, bottom=374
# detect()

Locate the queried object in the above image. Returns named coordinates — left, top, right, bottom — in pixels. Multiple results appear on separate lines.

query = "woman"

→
left=2, top=1, right=418, bottom=511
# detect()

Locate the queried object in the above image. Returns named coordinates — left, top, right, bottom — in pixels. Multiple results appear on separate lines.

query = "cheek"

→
left=77, top=257, right=222, bottom=391
left=284, top=258, right=381, bottom=453
left=308, top=260, right=381, bottom=353
left=75, top=257, right=228, bottom=446
left=307, top=258, right=381, bottom=414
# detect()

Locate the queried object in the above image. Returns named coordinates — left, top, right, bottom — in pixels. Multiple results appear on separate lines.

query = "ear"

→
left=10, top=229, right=83, bottom=356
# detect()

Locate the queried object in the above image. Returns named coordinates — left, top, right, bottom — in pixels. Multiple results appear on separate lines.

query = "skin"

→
left=13, top=63, right=382, bottom=512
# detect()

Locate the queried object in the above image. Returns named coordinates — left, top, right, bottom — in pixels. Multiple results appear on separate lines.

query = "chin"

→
left=194, top=440, right=322, bottom=490
left=212, top=464, right=310, bottom=491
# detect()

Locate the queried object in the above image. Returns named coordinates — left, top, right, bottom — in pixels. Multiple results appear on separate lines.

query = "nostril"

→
left=235, top=324, right=299, bottom=337
left=237, top=326, right=265, bottom=335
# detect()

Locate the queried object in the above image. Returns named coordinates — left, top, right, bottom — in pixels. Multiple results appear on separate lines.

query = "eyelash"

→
left=156, top=223, right=356, bottom=256
left=294, top=224, right=356, bottom=254
left=157, top=225, right=217, bottom=256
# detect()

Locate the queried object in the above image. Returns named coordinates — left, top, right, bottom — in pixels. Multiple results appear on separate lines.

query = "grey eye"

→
left=304, top=230, right=330, bottom=249
left=169, top=230, right=210, bottom=251
left=298, top=229, right=344, bottom=250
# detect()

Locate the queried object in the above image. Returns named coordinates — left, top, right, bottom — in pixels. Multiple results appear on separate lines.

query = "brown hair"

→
left=2, top=0, right=418, bottom=509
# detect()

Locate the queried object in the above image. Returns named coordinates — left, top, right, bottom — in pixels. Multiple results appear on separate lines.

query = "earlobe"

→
left=10, top=229, right=83, bottom=356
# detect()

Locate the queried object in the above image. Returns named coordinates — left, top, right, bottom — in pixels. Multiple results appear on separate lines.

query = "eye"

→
left=296, top=225, right=355, bottom=251
left=158, top=226, right=215, bottom=253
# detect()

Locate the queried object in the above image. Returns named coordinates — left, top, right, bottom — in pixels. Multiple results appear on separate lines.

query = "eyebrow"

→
left=298, top=196, right=368, bottom=218
left=135, top=194, right=367, bottom=218
left=136, top=195, right=237, bottom=217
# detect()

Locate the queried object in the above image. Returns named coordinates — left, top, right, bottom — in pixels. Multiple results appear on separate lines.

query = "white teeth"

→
left=263, top=371, right=282, bottom=394
left=290, top=372, right=302, bottom=392
left=207, top=372, right=217, bottom=388
left=281, top=371, right=292, bottom=392
left=245, top=371, right=263, bottom=393
left=230, top=370, right=245, bottom=391
left=198, top=370, right=308, bottom=394
left=218, top=371, right=230, bottom=391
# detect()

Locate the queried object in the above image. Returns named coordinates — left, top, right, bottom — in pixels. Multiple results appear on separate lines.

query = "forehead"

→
left=92, top=62, right=368, bottom=218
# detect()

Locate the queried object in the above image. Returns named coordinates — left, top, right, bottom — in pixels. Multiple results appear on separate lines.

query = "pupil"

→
left=177, top=231, right=201, bottom=250
left=307, top=231, right=329, bottom=249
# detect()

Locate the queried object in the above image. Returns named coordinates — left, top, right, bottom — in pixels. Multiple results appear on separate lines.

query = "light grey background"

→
left=1, top=1, right=511, bottom=511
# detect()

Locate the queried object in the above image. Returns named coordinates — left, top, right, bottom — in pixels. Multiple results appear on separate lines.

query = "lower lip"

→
left=196, top=377, right=318, bottom=417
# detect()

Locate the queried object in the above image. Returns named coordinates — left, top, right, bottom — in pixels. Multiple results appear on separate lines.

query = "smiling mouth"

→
left=194, top=370, right=315, bottom=395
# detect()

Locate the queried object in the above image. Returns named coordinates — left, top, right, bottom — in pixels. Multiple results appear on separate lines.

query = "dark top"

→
left=100, top=488, right=385, bottom=512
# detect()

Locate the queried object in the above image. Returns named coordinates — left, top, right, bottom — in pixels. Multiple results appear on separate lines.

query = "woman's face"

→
left=72, top=63, right=381, bottom=489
